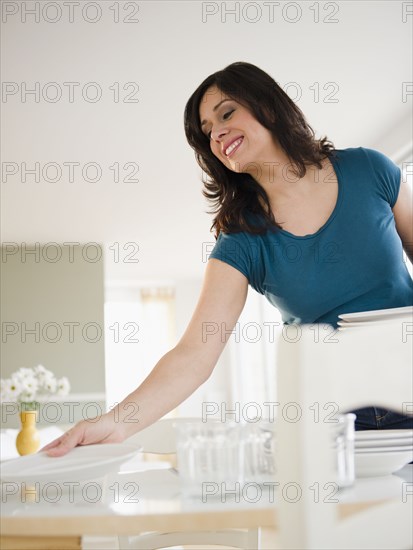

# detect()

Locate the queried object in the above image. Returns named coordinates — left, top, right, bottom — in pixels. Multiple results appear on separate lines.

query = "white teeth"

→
left=225, top=138, right=243, bottom=156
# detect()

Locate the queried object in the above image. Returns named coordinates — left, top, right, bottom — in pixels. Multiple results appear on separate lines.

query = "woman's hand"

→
left=41, top=411, right=125, bottom=457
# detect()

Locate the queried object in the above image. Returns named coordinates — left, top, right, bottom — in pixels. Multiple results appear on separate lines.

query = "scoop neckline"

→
left=277, top=151, right=342, bottom=240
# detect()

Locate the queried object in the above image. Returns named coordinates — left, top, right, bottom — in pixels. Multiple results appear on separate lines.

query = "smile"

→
left=225, top=137, right=243, bottom=157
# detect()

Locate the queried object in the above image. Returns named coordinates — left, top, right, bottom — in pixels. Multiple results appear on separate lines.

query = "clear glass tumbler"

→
left=175, top=420, right=244, bottom=496
left=331, top=413, right=356, bottom=488
left=242, top=420, right=276, bottom=484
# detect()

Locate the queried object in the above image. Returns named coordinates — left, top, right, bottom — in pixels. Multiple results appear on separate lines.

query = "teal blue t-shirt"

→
left=209, top=147, right=413, bottom=326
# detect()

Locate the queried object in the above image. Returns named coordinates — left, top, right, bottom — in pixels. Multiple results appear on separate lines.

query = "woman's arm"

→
left=43, top=258, right=248, bottom=456
left=393, top=178, right=413, bottom=264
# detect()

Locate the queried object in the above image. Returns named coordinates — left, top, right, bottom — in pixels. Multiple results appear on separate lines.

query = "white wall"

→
left=1, top=244, right=106, bottom=427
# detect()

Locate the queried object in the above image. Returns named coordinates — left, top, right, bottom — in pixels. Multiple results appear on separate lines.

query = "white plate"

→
left=355, top=449, right=413, bottom=478
left=356, top=445, right=413, bottom=454
left=355, top=430, right=413, bottom=442
left=337, top=318, right=411, bottom=328
left=339, top=306, right=413, bottom=323
left=0, top=443, right=142, bottom=483
left=356, top=438, right=413, bottom=448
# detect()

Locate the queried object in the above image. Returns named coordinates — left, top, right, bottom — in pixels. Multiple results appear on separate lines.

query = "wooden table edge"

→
left=0, top=499, right=391, bottom=537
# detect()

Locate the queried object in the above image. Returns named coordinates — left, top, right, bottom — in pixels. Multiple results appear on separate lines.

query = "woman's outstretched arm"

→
left=42, top=258, right=248, bottom=456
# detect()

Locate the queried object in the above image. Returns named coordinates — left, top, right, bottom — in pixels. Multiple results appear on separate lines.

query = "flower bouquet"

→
left=1, top=365, right=70, bottom=410
left=0, top=365, right=70, bottom=455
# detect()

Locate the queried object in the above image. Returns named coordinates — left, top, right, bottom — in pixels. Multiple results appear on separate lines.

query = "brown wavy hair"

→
left=184, top=61, right=335, bottom=237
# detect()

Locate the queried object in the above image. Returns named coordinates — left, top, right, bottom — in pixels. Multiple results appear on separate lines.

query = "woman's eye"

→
left=205, top=109, right=235, bottom=139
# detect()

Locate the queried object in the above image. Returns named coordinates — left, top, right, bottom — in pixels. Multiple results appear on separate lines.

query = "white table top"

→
left=1, top=452, right=411, bottom=537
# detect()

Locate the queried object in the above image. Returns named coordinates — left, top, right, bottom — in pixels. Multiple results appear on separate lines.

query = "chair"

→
left=275, top=322, right=413, bottom=549
left=118, top=418, right=261, bottom=550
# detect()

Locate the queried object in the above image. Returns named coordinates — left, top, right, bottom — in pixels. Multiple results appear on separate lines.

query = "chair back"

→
left=276, top=323, right=413, bottom=549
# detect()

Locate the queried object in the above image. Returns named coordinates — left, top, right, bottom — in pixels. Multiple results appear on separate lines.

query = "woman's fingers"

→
left=39, top=415, right=123, bottom=457
left=42, top=427, right=84, bottom=457
left=40, top=437, right=63, bottom=451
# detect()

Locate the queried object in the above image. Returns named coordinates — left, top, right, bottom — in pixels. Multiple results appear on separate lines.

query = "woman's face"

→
left=199, top=85, right=278, bottom=174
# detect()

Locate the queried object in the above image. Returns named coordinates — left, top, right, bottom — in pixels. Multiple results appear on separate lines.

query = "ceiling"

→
left=2, top=1, right=412, bottom=283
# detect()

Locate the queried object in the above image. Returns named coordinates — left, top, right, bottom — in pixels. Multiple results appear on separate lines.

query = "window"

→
left=227, top=290, right=282, bottom=410
left=104, top=285, right=175, bottom=411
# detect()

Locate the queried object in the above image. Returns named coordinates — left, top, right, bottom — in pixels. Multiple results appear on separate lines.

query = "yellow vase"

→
left=16, top=410, right=40, bottom=456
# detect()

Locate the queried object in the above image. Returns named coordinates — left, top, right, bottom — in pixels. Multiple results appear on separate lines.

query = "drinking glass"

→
left=175, top=420, right=244, bottom=496
left=331, top=413, right=356, bottom=487
left=242, top=420, right=276, bottom=484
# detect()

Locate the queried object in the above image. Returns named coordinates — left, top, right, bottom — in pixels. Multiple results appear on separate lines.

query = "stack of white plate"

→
left=355, top=429, right=413, bottom=477
left=338, top=305, right=413, bottom=331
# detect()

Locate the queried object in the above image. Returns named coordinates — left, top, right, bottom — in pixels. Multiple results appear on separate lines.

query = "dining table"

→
left=1, top=449, right=412, bottom=550
left=2, top=315, right=412, bottom=550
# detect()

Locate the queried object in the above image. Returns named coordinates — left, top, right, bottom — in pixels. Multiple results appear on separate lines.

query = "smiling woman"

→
left=183, top=62, right=413, bottom=327
left=185, top=61, right=335, bottom=236
left=43, top=62, right=413, bottom=457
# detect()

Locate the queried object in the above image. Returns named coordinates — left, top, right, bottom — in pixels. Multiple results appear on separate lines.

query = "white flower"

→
left=35, top=366, right=57, bottom=395
left=1, top=378, right=22, bottom=402
left=13, top=370, right=38, bottom=396
left=14, top=367, right=36, bottom=383
left=41, top=374, right=57, bottom=394
left=56, top=377, right=70, bottom=397
left=34, top=364, right=47, bottom=375
left=34, top=365, right=48, bottom=381
left=20, top=388, right=37, bottom=402
left=0, top=379, right=9, bottom=402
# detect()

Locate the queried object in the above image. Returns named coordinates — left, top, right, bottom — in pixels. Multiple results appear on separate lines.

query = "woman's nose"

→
left=210, top=124, right=229, bottom=142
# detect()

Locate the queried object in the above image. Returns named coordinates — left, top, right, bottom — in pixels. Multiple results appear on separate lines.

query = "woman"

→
left=44, top=62, right=413, bottom=456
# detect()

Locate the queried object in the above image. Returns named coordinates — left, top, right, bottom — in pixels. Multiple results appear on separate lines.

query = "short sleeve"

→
left=362, top=148, right=401, bottom=207
left=208, top=232, right=252, bottom=282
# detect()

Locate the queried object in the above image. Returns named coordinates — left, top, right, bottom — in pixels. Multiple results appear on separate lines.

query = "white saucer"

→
left=0, top=443, right=142, bottom=483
